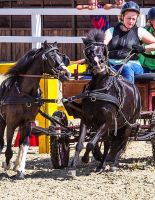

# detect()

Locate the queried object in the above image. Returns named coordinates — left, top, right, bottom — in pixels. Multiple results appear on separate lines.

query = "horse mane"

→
left=5, top=48, right=39, bottom=76
left=83, top=29, right=105, bottom=46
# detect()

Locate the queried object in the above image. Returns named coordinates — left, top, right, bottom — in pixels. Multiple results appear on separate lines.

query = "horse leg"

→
left=82, top=122, right=109, bottom=164
left=92, top=142, right=103, bottom=162
left=70, top=121, right=87, bottom=167
left=13, top=128, right=23, bottom=172
left=13, top=122, right=31, bottom=179
left=4, top=126, right=15, bottom=170
left=95, top=140, right=111, bottom=172
left=0, top=117, right=6, bottom=154
left=107, top=127, right=131, bottom=171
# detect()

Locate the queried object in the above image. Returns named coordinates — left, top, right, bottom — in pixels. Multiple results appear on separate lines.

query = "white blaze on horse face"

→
left=94, top=56, right=100, bottom=68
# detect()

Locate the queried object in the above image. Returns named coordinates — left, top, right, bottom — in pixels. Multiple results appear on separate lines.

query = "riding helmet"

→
left=121, top=1, right=140, bottom=15
left=147, top=7, right=155, bottom=20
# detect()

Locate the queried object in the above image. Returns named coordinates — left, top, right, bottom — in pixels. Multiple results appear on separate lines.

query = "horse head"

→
left=82, top=30, right=109, bottom=75
left=41, top=41, right=71, bottom=81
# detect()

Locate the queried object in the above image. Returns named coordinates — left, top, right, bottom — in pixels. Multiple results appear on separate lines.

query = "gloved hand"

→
left=132, top=45, right=145, bottom=54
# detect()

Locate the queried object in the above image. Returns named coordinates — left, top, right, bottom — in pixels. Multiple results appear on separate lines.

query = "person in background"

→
left=76, top=0, right=110, bottom=79
left=104, top=0, right=125, bottom=22
left=104, top=1, right=155, bottom=83
left=76, top=0, right=110, bottom=32
left=139, top=7, right=155, bottom=73
left=104, top=0, right=125, bottom=9
left=76, top=0, right=97, bottom=10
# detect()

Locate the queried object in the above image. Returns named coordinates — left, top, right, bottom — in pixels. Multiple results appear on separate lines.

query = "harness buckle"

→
left=91, top=96, right=96, bottom=102
left=26, top=103, right=31, bottom=107
left=42, top=54, right=47, bottom=60
left=68, top=97, right=73, bottom=102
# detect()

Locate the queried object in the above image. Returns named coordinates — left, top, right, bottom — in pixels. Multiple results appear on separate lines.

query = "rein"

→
left=18, top=74, right=55, bottom=79
left=116, top=51, right=136, bottom=76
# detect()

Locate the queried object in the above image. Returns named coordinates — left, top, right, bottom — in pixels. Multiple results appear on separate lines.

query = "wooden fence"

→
left=0, top=28, right=89, bottom=61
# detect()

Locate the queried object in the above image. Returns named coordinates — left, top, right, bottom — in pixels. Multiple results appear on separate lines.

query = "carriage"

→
left=30, top=33, right=155, bottom=171
left=32, top=73, right=155, bottom=169
left=1, top=36, right=155, bottom=179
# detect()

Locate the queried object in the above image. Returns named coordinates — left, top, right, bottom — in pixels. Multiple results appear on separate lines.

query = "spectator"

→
left=139, top=7, right=155, bottom=72
left=104, top=0, right=125, bottom=9
left=76, top=0, right=110, bottom=79
left=76, top=0, right=110, bottom=31
left=91, top=3, right=110, bottom=32
left=104, top=0, right=125, bottom=22
left=76, top=0, right=97, bottom=10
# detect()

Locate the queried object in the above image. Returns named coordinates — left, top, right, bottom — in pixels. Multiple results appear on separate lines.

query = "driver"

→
left=104, top=1, right=155, bottom=83
left=139, top=7, right=155, bottom=72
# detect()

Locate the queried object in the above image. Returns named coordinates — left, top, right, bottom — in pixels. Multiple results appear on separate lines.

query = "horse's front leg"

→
left=0, top=117, right=6, bottom=154
left=71, top=121, right=87, bottom=167
left=4, top=126, right=15, bottom=170
left=13, top=122, right=31, bottom=179
left=82, top=122, right=109, bottom=164
left=95, top=140, right=111, bottom=172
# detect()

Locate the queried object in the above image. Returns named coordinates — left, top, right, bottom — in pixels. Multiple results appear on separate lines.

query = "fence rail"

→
left=0, top=8, right=149, bottom=48
left=0, top=8, right=150, bottom=15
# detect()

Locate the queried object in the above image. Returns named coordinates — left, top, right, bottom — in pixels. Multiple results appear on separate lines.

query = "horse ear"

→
left=82, top=38, right=87, bottom=45
left=53, top=41, right=58, bottom=47
left=82, top=37, right=92, bottom=47
left=43, top=40, right=48, bottom=49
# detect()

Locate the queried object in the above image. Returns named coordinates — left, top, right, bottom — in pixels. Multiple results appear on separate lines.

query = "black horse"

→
left=0, top=41, right=71, bottom=179
left=71, top=30, right=141, bottom=171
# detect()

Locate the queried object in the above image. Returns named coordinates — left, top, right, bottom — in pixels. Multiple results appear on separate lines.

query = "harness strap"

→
left=1, top=96, right=42, bottom=105
left=63, top=91, right=120, bottom=108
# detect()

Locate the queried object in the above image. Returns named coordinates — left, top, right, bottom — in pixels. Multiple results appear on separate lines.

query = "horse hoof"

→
left=95, top=164, right=106, bottom=173
left=110, top=166, right=118, bottom=172
left=14, top=171, right=25, bottom=180
left=70, top=158, right=77, bottom=167
left=95, top=166, right=103, bottom=173
left=81, top=156, right=89, bottom=163
left=2, top=162, right=11, bottom=170
left=13, top=166, right=17, bottom=172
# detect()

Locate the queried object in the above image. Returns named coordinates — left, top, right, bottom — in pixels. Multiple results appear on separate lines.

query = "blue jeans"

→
left=111, top=62, right=144, bottom=83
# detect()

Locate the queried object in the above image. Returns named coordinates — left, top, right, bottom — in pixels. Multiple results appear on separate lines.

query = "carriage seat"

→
left=135, top=73, right=155, bottom=111
left=135, top=73, right=155, bottom=83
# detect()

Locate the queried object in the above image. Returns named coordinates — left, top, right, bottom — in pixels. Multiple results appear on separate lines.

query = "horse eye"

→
left=86, top=49, right=90, bottom=54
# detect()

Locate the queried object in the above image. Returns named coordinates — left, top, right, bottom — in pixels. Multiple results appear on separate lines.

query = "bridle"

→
left=41, top=46, right=70, bottom=80
left=83, top=42, right=110, bottom=74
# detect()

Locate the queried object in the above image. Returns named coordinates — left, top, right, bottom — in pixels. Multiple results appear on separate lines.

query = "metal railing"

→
left=0, top=8, right=149, bottom=48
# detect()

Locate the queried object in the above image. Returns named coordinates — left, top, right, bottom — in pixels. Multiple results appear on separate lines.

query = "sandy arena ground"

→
left=0, top=141, right=155, bottom=200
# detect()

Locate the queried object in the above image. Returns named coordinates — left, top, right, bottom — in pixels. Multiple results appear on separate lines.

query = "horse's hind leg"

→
left=13, top=122, right=31, bottom=179
left=95, top=140, right=111, bottom=172
left=0, top=117, right=6, bottom=153
left=107, top=127, right=131, bottom=171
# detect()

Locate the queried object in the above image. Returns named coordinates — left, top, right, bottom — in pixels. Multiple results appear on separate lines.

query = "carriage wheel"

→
left=50, top=111, right=70, bottom=169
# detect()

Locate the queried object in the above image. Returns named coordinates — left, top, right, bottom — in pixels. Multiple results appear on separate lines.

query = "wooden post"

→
left=31, top=14, right=41, bottom=49
left=38, top=79, right=59, bottom=154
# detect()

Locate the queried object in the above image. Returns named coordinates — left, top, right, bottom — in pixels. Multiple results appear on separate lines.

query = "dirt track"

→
left=0, top=141, right=155, bottom=200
